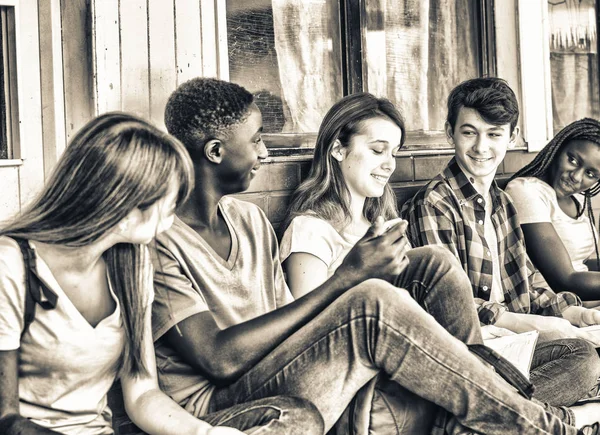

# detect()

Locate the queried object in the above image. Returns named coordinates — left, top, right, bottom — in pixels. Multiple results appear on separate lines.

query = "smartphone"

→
left=382, top=218, right=407, bottom=234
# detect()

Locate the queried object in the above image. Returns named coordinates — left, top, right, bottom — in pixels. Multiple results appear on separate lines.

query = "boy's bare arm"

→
left=165, top=218, right=410, bottom=385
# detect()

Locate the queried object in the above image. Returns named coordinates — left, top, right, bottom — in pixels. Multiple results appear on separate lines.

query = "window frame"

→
left=0, top=0, right=21, bottom=165
left=218, top=0, right=518, bottom=155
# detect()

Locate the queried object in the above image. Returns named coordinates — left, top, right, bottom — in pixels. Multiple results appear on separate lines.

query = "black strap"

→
left=468, top=343, right=535, bottom=400
left=11, top=237, right=58, bottom=338
left=430, top=343, right=536, bottom=434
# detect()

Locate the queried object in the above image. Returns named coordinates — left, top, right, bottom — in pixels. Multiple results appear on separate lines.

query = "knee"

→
left=408, top=245, right=461, bottom=270
left=279, top=396, right=324, bottom=435
left=559, top=338, right=600, bottom=389
left=575, top=339, right=600, bottom=379
left=405, top=246, right=471, bottom=295
left=347, top=278, right=412, bottom=305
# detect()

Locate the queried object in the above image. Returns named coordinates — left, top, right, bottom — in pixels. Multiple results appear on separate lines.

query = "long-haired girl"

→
left=281, top=92, right=406, bottom=297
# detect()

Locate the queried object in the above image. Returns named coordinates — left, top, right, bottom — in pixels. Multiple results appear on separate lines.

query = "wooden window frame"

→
left=0, top=0, right=22, bottom=165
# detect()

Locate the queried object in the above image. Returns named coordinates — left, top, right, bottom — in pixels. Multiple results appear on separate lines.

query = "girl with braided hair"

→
left=506, top=118, right=600, bottom=302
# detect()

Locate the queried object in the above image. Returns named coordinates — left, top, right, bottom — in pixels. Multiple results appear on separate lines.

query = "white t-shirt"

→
left=505, top=177, right=598, bottom=289
left=151, top=196, right=294, bottom=418
left=279, top=215, right=363, bottom=276
left=0, top=237, right=137, bottom=435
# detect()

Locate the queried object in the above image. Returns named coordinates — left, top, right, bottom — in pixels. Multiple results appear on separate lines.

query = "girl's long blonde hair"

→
left=1, top=112, right=194, bottom=376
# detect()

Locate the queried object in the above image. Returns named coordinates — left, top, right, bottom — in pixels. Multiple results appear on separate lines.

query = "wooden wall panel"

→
left=119, top=0, right=149, bottom=117
left=61, top=0, right=93, bottom=142
left=174, top=0, right=202, bottom=85
left=200, top=0, right=217, bottom=78
left=148, top=0, right=176, bottom=128
left=93, top=0, right=121, bottom=113
left=0, top=165, right=20, bottom=221
left=91, top=0, right=218, bottom=125
left=16, top=0, right=44, bottom=206
left=38, top=0, right=65, bottom=173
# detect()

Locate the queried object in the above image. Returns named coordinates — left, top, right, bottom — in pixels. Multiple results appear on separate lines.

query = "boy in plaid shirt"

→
left=402, top=77, right=600, bottom=407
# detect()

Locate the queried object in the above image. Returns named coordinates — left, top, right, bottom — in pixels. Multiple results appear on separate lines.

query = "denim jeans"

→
left=202, top=396, right=323, bottom=435
left=531, top=332, right=600, bottom=406
left=209, top=246, right=580, bottom=434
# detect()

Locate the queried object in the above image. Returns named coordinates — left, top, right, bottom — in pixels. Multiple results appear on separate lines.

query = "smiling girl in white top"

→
left=280, top=93, right=408, bottom=298
left=506, top=118, right=600, bottom=302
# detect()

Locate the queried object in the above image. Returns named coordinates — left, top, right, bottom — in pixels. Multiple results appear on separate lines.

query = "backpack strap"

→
left=10, top=237, right=58, bottom=338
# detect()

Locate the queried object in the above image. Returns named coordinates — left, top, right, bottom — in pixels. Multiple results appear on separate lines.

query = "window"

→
left=0, top=4, right=17, bottom=159
left=224, top=0, right=495, bottom=149
left=363, top=0, right=487, bottom=148
left=226, top=0, right=343, bottom=134
left=548, top=0, right=599, bottom=133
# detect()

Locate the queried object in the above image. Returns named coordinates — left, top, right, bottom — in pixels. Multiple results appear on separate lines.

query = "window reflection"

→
left=548, top=0, right=599, bottom=132
left=364, top=0, right=480, bottom=133
left=226, top=0, right=342, bottom=134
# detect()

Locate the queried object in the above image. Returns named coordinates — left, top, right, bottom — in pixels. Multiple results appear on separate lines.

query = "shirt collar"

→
left=442, top=157, right=503, bottom=208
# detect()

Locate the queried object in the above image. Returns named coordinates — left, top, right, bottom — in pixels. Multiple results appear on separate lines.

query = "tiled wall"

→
left=234, top=150, right=546, bottom=229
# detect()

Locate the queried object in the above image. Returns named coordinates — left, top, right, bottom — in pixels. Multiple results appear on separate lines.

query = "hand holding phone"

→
left=382, top=217, right=407, bottom=234
left=372, top=217, right=408, bottom=237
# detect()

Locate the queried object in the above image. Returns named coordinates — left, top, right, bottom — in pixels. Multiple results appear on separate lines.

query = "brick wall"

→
left=233, top=150, right=543, bottom=229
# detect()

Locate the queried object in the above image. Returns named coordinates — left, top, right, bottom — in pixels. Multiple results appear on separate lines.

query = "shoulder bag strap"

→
left=10, top=237, right=58, bottom=338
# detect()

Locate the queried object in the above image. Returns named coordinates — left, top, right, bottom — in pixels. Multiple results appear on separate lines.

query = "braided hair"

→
left=509, top=118, right=600, bottom=269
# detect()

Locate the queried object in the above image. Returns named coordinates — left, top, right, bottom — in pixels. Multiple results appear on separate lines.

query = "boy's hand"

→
left=337, top=216, right=410, bottom=287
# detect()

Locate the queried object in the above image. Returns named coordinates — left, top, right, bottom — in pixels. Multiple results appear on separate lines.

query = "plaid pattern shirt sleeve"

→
left=526, top=258, right=582, bottom=316
left=404, top=197, right=459, bottom=258
left=402, top=158, right=581, bottom=325
left=498, top=196, right=583, bottom=316
left=402, top=184, right=508, bottom=325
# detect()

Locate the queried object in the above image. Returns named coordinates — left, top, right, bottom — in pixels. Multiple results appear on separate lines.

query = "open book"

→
left=482, top=327, right=539, bottom=379
left=580, top=324, right=600, bottom=348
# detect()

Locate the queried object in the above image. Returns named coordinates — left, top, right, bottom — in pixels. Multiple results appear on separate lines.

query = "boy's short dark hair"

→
left=164, top=77, right=254, bottom=151
left=446, top=77, right=519, bottom=133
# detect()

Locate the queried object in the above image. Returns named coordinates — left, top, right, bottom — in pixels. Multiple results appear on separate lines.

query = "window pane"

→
left=226, top=0, right=342, bottom=134
left=364, top=0, right=481, bottom=133
left=548, top=0, right=599, bottom=133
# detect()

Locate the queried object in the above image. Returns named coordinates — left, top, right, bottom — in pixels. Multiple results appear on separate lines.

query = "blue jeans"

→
left=209, top=246, right=580, bottom=434
left=531, top=332, right=600, bottom=406
left=202, top=396, right=323, bottom=435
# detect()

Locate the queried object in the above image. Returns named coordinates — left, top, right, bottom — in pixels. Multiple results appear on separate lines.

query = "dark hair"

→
left=447, top=77, right=519, bottom=133
left=164, top=77, right=255, bottom=154
left=282, top=93, right=405, bottom=233
left=509, top=117, right=600, bottom=269
left=1, top=112, right=194, bottom=376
